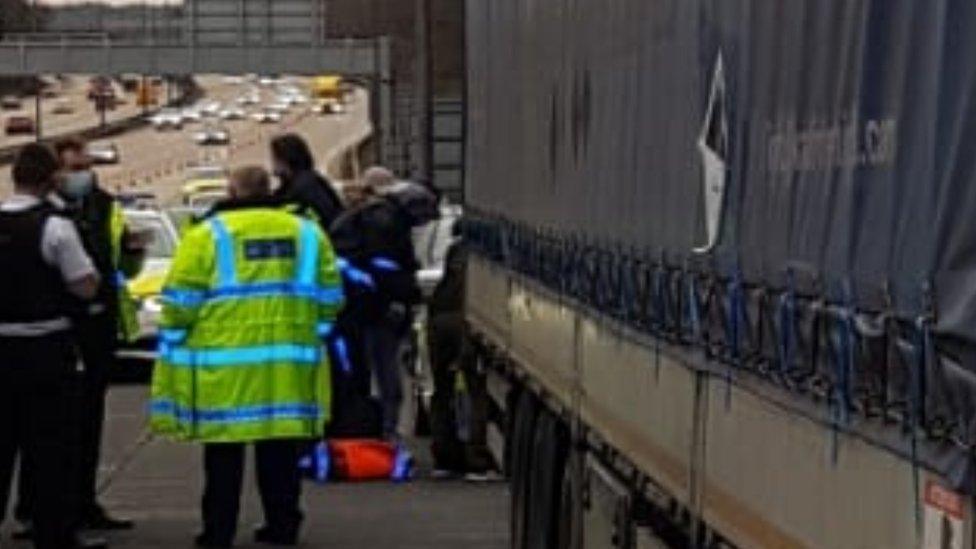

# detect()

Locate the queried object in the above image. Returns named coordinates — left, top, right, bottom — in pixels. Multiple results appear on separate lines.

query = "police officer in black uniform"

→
left=0, top=143, right=105, bottom=549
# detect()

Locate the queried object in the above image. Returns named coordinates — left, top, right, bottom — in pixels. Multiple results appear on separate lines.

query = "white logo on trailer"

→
left=694, top=53, right=729, bottom=254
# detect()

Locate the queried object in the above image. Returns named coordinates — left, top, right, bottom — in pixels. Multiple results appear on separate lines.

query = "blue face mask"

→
left=62, top=170, right=95, bottom=199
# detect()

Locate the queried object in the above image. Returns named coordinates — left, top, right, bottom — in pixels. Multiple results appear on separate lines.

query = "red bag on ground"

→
left=328, top=439, right=413, bottom=481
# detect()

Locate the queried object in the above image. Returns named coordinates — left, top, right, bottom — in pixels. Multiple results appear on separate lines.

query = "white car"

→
left=150, top=109, right=183, bottom=130
left=237, top=95, right=259, bottom=106
left=312, top=99, right=345, bottom=115
left=180, top=108, right=202, bottom=123
left=222, top=75, right=244, bottom=85
left=219, top=107, right=246, bottom=121
left=201, top=102, right=222, bottom=117
left=87, top=142, right=120, bottom=164
left=252, top=110, right=281, bottom=124
left=267, top=102, right=290, bottom=113
left=193, top=125, right=230, bottom=145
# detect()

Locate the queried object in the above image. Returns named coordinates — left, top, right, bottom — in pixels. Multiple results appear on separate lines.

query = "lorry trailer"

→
left=462, top=1, right=976, bottom=548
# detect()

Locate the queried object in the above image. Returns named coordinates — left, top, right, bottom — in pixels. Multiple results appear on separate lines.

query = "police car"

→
left=117, top=206, right=179, bottom=362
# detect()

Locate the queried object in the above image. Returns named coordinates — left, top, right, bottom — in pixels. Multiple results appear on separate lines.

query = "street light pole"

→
left=33, top=0, right=41, bottom=142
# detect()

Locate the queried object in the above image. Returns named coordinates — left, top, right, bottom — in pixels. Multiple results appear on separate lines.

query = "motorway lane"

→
left=0, top=76, right=242, bottom=194
left=0, top=76, right=145, bottom=149
left=103, top=84, right=371, bottom=206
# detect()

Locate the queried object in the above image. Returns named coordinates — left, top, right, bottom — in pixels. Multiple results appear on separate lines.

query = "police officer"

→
left=149, top=166, right=343, bottom=548
left=13, top=137, right=139, bottom=536
left=0, top=143, right=103, bottom=549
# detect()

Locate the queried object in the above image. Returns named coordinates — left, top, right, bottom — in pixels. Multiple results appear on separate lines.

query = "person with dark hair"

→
left=0, top=143, right=104, bottom=549
left=270, top=133, right=345, bottom=231
left=12, top=137, right=142, bottom=541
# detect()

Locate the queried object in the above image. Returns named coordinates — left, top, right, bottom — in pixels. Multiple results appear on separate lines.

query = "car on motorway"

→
left=186, top=189, right=228, bottom=211
left=51, top=99, right=74, bottom=114
left=87, top=142, right=120, bottom=165
left=4, top=116, right=35, bottom=135
left=312, top=98, right=345, bottom=115
left=192, top=124, right=231, bottom=146
left=252, top=109, right=282, bottom=124
left=181, top=165, right=228, bottom=204
left=180, top=108, right=202, bottom=123
left=267, top=102, right=290, bottom=113
left=117, top=191, right=158, bottom=209
left=149, top=109, right=183, bottom=130
left=218, top=106, right=246, bottom=121
left=1, top=95, right=21, bottom=110
left=237, top=94, right=259, bottom=106
left=200, top=101, right=222, bottom=117
left=118, top=206, right=179, bottom=360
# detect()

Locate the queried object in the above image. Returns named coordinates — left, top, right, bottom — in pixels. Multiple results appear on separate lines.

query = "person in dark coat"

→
left=427, top=224, right=493, bottom=479
left=269, top=133, right=345, bottom=231
left=328, top=171, right=436, bottom=440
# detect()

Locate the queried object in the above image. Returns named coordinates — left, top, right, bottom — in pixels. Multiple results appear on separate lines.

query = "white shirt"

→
left=0, top=194, right=97, bottom=283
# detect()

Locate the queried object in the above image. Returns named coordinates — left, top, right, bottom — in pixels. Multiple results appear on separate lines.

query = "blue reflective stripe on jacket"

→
left=158, top=343, right=322, bottom=368
left=162, top=283, right=343, bottom=308
left=151, top=399, right=323, bottom=425
left=209, top=217, right=237, bottom=286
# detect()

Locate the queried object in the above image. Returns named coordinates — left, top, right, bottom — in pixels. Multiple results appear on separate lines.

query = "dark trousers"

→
left=427, top=314, right=493, bottom=473
left=202, top=440, right=306, bottom=544
left=0, top=334, right=78, bottom=549
left=362, top=320, right=405, bottom=438
left=16, top=315, right=113, bottom=523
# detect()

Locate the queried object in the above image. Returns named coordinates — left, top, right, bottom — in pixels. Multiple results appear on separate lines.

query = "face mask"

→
left=62, top=170, right=95, bottom=199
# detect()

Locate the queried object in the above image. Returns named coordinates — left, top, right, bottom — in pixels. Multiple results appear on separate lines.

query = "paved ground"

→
left=2, top=385, right=510, bottom=548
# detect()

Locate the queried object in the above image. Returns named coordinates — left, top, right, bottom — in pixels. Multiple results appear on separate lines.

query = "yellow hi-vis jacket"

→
left=150, top=206, right=343, bottom=443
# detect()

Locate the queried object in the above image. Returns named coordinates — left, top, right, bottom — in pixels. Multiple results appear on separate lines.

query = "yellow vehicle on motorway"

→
left=311, top=75, right=343, bottom=101
left=181, top=166, right=228, bottom=205
left=136, top=81, right=159, bottom=108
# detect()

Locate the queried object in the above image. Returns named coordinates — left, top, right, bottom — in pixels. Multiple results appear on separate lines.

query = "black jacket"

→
left=331, top=196, right=422, bottom=317
left=273, top=169, right=344, bottom=232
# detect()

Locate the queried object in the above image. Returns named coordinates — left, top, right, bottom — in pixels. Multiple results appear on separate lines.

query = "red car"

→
left=5, top=116, right=35, bottom=135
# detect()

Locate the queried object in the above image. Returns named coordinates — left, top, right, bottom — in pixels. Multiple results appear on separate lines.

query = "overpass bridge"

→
left=0, top=0, right=396, bottom=168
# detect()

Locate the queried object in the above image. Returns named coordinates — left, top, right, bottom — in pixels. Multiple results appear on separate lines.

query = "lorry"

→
left=310, top=75, right=343, bottom=102
left=461, top=1, right=976, bottom=548
left=136, top=79, right=159, bottom=108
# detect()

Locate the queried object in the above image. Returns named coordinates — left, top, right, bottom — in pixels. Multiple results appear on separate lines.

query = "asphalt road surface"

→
left=1, top=76, right=148, bottom=149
